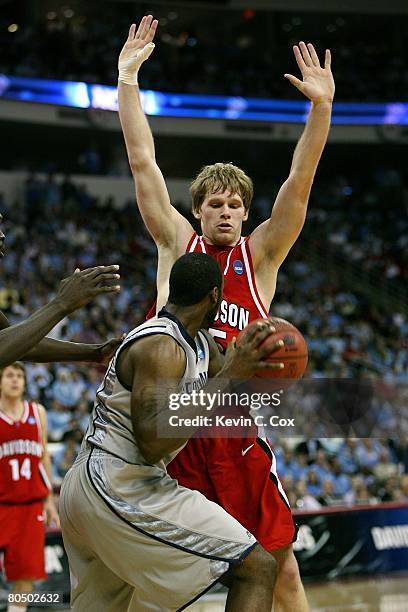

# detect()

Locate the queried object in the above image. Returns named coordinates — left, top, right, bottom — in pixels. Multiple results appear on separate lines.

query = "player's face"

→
left=0, top=214, right=5, bottom=257
left=194, top=190, right=248, bottom=246
left=0, top=366, right=25, bottom=399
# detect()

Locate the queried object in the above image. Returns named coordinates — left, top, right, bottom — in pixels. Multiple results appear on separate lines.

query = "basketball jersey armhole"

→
left=114, top=332, right=189, bottom=392
left=241, top=236, right=269, bottom=318
left=186, top=232, right=198, bottom=252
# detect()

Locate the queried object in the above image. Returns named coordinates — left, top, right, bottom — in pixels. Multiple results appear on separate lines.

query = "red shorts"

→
left=167, top=435, right=296, bottom=552
left=0, top=501, right=47, bottom=581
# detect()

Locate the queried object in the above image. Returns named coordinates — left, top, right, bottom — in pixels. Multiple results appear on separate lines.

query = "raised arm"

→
left=118, top=17, right=193, bottom=251
left=0, top=266, right=120, bottom=368
left=251, top=42, right=335, bottom=269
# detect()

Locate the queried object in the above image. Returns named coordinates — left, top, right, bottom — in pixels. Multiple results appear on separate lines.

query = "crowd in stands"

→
left=274, top=438, right=408, bottom=510
left=0, top=170, right=406, bottom=506
left=2, top=2, right=408, bottom=101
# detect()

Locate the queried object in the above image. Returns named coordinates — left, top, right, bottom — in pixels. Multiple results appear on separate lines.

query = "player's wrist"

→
left=118, top=42, right=155, bottom=87
left=311, top=98, right=333, bottom=107
left=118, top=70, right=139, bottom=87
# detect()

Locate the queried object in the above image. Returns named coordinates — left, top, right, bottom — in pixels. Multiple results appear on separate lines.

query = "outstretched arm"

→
left=118, top=17, right=193, bottom=251
left=0, top=311, right=122, bottom=364
left=0, top=266, right=120, bottom=368
left=251, top=42, right=334, bottom=268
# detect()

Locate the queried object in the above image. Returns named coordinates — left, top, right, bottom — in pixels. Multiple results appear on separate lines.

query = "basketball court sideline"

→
left=188, top=574, right=408, bottom=612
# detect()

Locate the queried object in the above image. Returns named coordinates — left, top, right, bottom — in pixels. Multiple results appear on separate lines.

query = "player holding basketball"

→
left=0, top=362, right=57, bottom=612
left=118, top=16, right=335, bottom=611
left=61, top=253, right=284, bottom=611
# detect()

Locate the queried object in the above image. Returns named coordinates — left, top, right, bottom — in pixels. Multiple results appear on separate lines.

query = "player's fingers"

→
left=307, top=43, right=320, bottom=67
left=95, top=285, right=121, bottom=294
left=284, top=74, right=303, bottom=91
left=135, top=16, right=146, bottom=39
left=243, top=321, right=273, bottom=346
left=259, top=339, right=284, bottom=359
left=250, top=323, right=277, bottom=350
left=92, top=272, right=121, bottom=284
left=146, top=19, right=158, bottom=42
left=127, top=23, right=136, bottom=41
left=292, top=46, right=307, bottom=75
left=257, top=362, right=285, bottom=370
left=299, top=41, right=312, bottom=67
left=141, top=14, right=153, bottom=39
left=324, top=49, right=331, bottom=69
left=225, top=337, right=237, bottom=358
left=85, top=265, right=120, bottom=279
left=74, top=267, right=80, bottom=273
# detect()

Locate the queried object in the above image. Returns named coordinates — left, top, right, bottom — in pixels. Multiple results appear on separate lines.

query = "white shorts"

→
left=59, top=447, right=257, bottom=611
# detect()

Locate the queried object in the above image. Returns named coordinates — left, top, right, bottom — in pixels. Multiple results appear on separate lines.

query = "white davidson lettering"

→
left=215, top=299, right=249, bottom=330
left=371, top=526, right=408, bottom=550
left=0, top=439, right=43, bottom=460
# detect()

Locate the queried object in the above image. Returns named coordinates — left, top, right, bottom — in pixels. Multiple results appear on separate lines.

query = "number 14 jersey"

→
left=0, top=401, right=50, bottom=503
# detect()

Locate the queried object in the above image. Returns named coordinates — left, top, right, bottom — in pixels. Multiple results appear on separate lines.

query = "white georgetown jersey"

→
left=83, top=309, right=210, bottom=469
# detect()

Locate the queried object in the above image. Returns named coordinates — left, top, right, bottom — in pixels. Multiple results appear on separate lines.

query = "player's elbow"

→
left=135, top=428, right=164, bottom=465
left=138, top=442, right=164, bottom=465
left=128, top=152, right=155, bottom=175
left=286, top=171, right=313, bottom=205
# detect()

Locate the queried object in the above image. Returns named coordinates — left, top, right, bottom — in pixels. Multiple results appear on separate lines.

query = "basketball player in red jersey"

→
left=0, top=362, right=58, bottom=612
left=118, top=16, right=335, bottom=611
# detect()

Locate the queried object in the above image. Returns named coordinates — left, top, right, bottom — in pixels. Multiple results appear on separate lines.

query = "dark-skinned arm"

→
left=0, top=265, right=120, bottom=369
left=0, top=312, right=118, bottom=363
left=119, top=322, right=283, bottom=464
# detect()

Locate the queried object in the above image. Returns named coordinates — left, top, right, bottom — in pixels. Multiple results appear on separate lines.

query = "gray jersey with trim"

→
left=83, top=314, right=210, bottom=469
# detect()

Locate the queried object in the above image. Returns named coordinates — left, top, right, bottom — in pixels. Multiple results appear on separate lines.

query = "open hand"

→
left=285, top=42, right=335, bottom=104
left=56, top=265, right=120, bottom=314
left=118, top=16, right=158, bottom=84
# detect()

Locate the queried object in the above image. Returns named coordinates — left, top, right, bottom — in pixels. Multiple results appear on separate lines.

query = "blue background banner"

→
left=1, top=74, right=408, bottom=125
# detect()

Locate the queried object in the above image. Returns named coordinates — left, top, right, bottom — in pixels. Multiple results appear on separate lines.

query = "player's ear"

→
left=192, top=207, right=201, bottom=220
left=243, top=208, right=249, bottom=221
left=210, top=286, right=221, bottom=304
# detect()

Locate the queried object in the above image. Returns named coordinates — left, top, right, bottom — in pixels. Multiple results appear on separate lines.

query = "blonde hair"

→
left=190, top=162, right=253, bottom=213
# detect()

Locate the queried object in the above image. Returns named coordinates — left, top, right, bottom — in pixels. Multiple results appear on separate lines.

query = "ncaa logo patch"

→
left=28, top=416, right=36, bottom=425
left=233, top=259, right=244, bottom=275
left=197, top=345, right=205, bottom=360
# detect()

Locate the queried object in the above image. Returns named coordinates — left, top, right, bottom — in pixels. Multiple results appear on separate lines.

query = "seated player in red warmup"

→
left=0, top=362, right=58, bottom=612
left=118, top=15, right=335, bottom=611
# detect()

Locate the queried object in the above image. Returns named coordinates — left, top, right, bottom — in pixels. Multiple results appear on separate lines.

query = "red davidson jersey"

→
left=0, top=401, right=50, bottom=503
left=168, top=233, right=296, bottom=550
left=187, top=233, right=268, bottom=349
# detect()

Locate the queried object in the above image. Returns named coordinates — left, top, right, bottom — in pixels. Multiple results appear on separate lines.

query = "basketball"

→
left=237, top=317, right=308, bottom=379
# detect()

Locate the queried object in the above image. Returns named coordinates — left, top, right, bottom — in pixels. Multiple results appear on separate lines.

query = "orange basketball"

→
left=237, top=317, right=308, bottom=380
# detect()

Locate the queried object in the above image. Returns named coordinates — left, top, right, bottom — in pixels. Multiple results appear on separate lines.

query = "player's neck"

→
left=0, top=397, right=24, bottom=418
left=164, top=304, right=205, bottom=339
left=202, top=233, right=241, bottom=248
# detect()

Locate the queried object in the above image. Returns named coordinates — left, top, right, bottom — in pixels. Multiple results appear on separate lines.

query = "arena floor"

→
left=189, top=574, right=408, bottom=612
left=22, top=572, right=408, bottom=611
